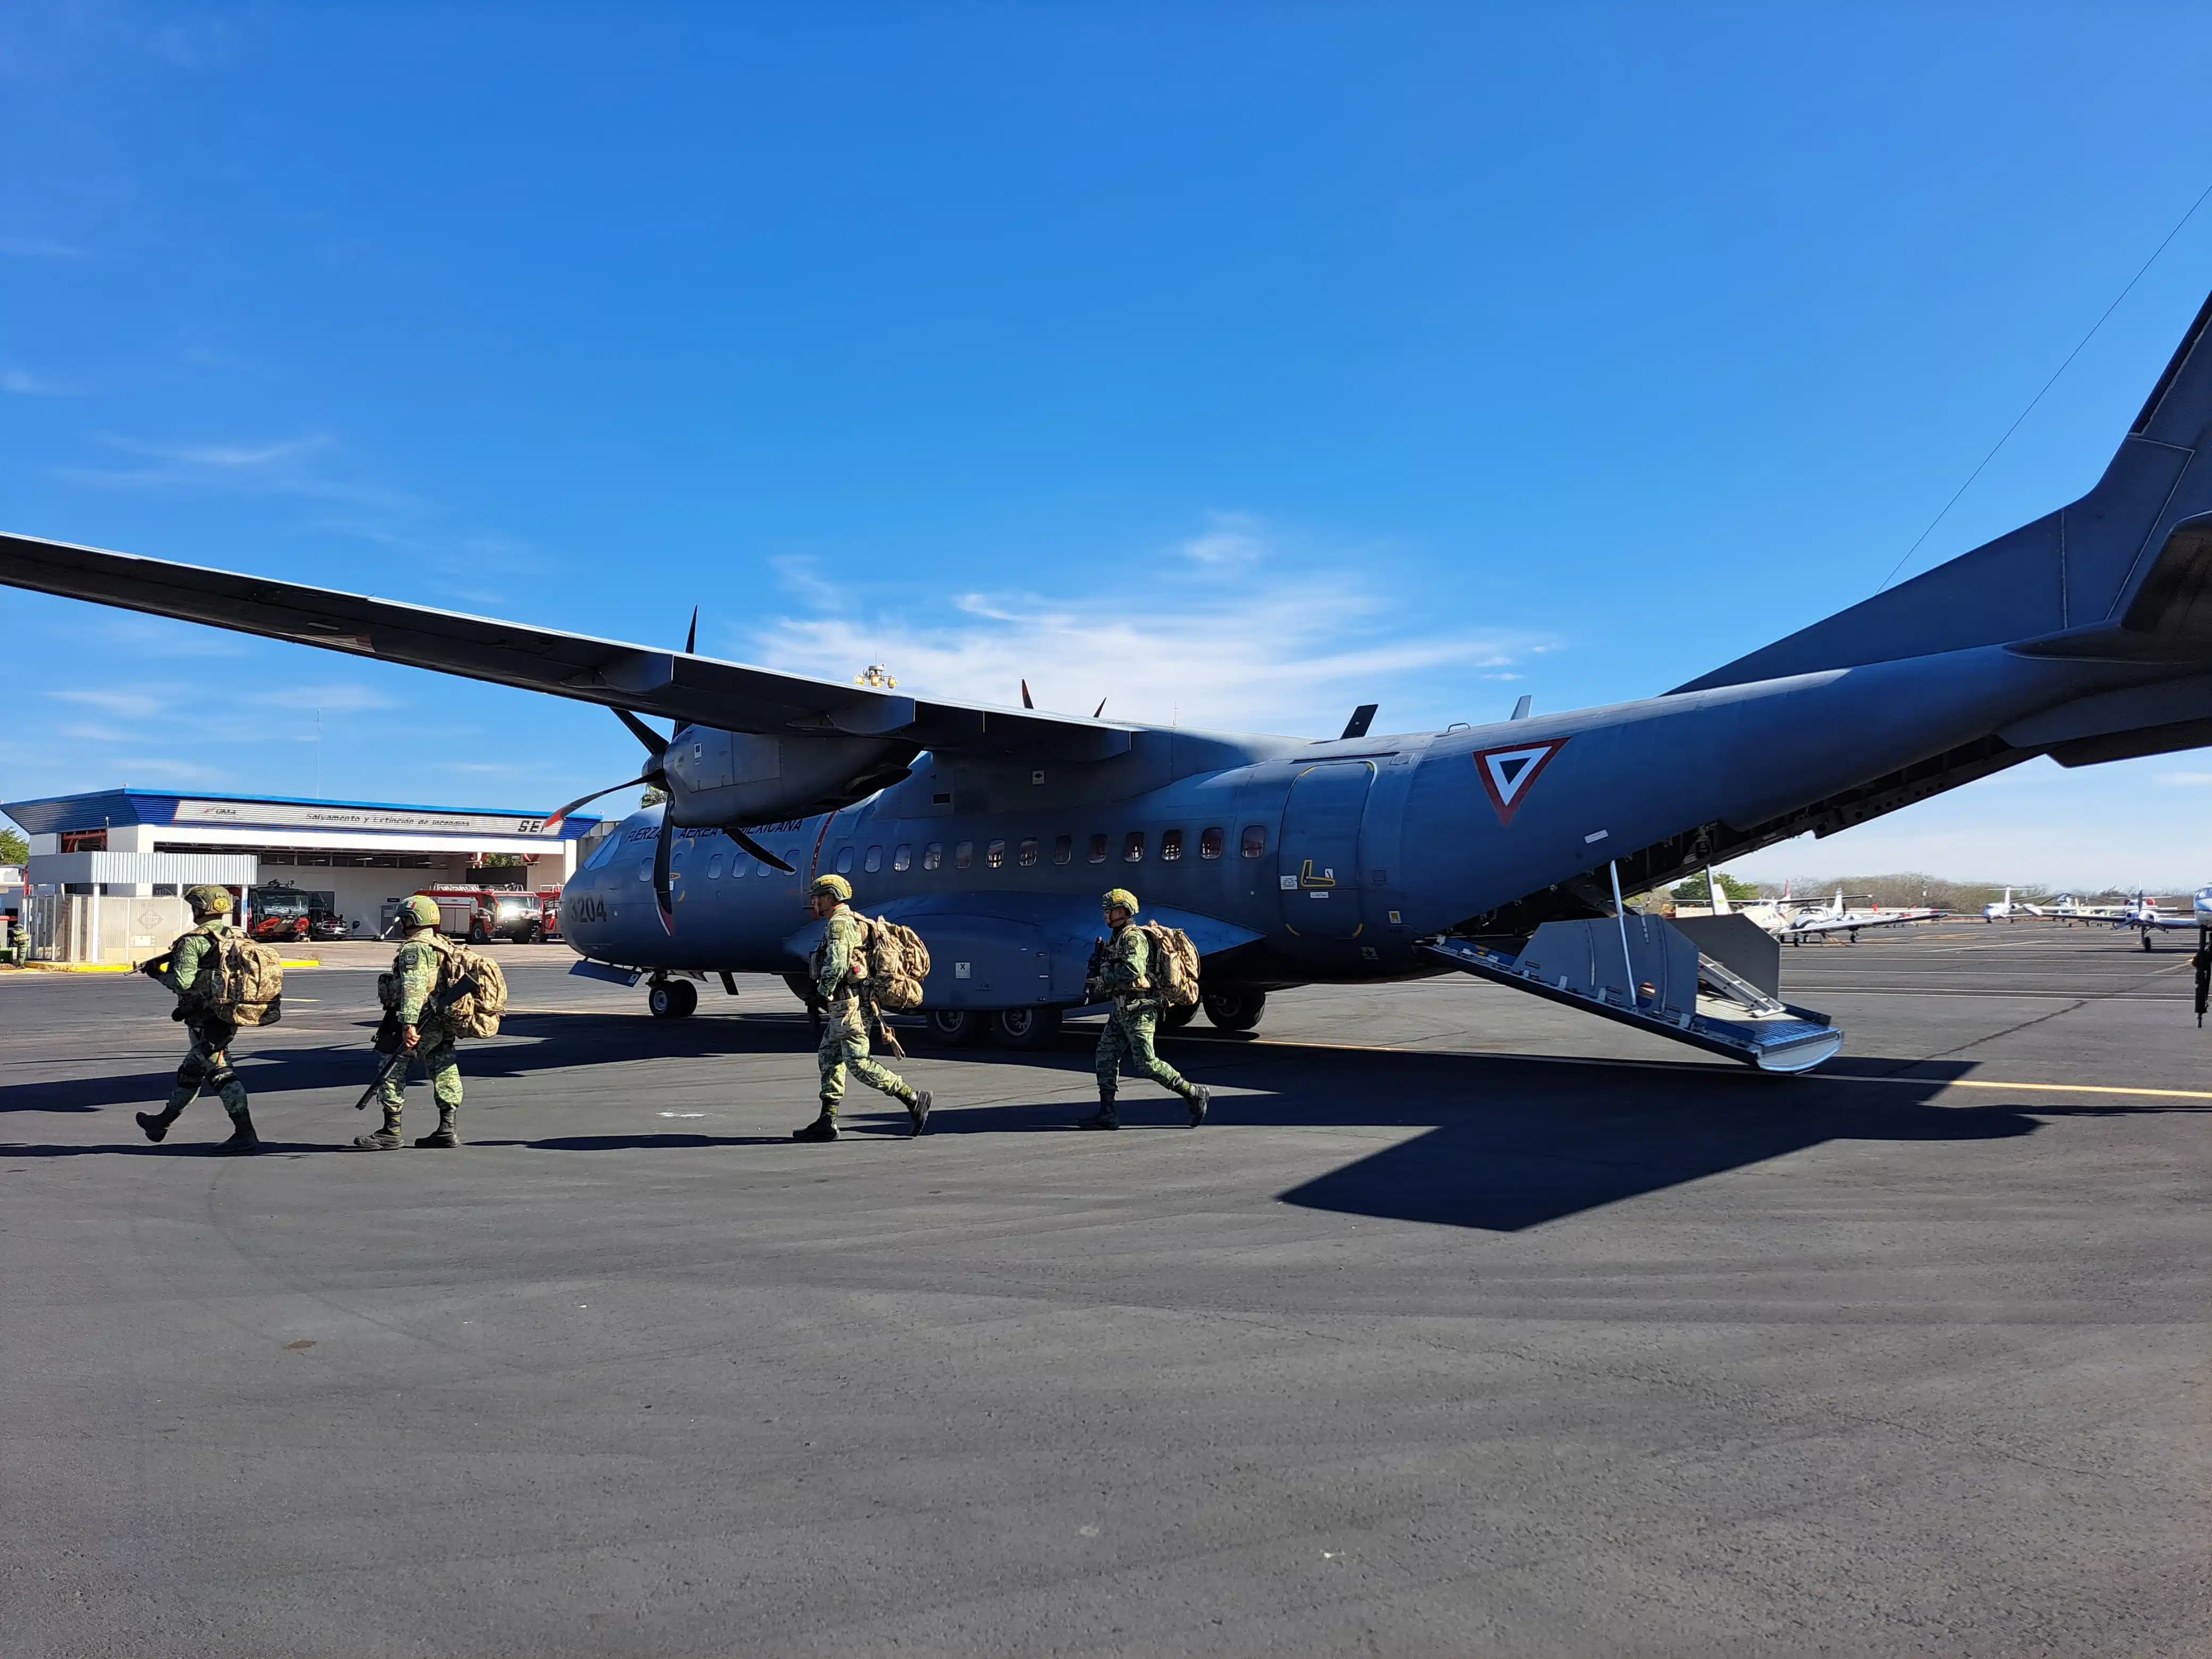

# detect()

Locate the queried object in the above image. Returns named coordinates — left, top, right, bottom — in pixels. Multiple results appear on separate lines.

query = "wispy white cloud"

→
left=58, top=432, right=424, bottom=511
left=247, top=683, right=401, bottom=714
left=1178, top=510, right=1266, bottom=567
left=2154, top=770, right=2212, bottom=786
left=745, top=515, right=1554, bottom=736
left=48, top=688, right=164, bottom=719
left=2, top=366, right=84, bottom=396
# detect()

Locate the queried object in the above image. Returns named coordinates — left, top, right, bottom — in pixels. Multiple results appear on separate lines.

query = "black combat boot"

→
left=792, top=1109, right=839, bottom=1142
left=136, top=1104, right=186, bottom=1144
left=1186, top=1084, right=1210, bottom=1128
left=1076, top=1093, right=1120, bottom=1130
left=414, top=1107, right=460, bottom=1149
left=907, top=1090, right=933, bottom=1137
left=212, top=1109, right=261, bottom=1155
left=351, top=1104, right=405, bottom=1151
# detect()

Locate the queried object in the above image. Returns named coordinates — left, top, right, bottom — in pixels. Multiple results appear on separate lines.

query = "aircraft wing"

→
left=0, top=531, right=1136, bottom=758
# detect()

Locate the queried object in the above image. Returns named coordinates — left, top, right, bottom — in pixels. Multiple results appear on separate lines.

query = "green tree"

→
left=641, top=786, right=668, bottom=807
left=1669, top=872, right=1759, bottom=906
left=0, top=824, right=27, bottom=867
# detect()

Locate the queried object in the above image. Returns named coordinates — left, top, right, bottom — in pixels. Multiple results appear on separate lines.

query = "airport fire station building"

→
left=4, top=789, right=605, bottom=942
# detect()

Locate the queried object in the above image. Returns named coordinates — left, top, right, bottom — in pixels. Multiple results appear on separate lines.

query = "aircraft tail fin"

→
left=1676, top=287, right=2212, bottom=694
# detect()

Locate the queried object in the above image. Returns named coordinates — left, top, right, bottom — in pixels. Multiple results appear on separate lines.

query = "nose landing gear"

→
left=648, top=978, right=698, bottom=1019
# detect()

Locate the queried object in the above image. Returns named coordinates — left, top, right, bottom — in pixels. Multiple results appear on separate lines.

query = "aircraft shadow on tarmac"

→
left=0, top=1008, right=2127, bottom=1231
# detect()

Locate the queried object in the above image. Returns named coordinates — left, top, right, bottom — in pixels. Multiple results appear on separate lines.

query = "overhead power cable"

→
left=1875, top=175, right=2212, bottom=594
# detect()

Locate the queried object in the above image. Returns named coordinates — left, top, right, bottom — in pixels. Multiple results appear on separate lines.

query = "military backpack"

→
left=378, top=934, right=508, bottom=1038
left=857, top=913, right=930, bottom=1012
left=1136, top=923, right=1201, bottom=1010
left=194, top=926, right=286, bottom=1026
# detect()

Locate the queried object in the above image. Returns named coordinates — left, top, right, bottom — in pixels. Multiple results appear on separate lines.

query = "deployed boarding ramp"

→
left=1423, top=911, right=1843, bottom=1073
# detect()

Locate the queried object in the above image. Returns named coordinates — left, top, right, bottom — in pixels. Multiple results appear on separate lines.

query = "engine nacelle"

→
left=660, top=726, right=915, bottom=827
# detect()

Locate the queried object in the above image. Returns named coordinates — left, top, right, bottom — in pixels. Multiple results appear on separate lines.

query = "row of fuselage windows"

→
left=667, top=824, right=1270, bottom=884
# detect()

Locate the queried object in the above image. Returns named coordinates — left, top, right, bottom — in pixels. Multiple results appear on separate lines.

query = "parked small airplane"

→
left=2127, top=885, right=2212, bottom=950
left=1767, top=890, right=1941, bottom=944
left=16, top=285, right=2212, bottom=1067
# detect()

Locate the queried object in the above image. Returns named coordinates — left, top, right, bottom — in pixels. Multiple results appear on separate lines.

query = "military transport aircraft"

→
left=14, top=288, right=2212, bottom=1071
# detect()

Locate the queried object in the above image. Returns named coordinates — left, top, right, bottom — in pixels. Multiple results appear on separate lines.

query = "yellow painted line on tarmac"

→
left=1166, top=1031, right=2212, bottom=1101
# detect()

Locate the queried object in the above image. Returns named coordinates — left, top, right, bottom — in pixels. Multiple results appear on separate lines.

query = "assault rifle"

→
left=352, top=973, right=480, bottom=1111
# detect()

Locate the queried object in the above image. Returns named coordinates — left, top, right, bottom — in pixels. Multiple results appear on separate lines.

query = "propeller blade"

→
left=542, top=773, right=655, bottom=832
left=684, top=606, right=698, bottom=656
left=1021, top=678, right=1034, bottom=709
left=727, top=825, right=797, bottom=875
left=613, top=707, right=671, bottom=758
left=1093, top=697, right=1107, bottom=718
left=652, top=809, right=676, bottom=934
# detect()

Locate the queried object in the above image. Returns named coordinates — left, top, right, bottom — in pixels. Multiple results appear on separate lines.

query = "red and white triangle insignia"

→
left=1473, top=737, right=1568, bottom=826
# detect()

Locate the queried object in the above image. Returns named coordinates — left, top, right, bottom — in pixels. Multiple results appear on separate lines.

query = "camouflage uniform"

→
left=356, top=896, right=463, bottom=1149
left=813, top=908, right=918, bottom=1115
left=794, top=875, right=929, bottom=1141
left=136, top=887, right=259, bottom=1153
left=1082, top=890, right=1208, bottom=1130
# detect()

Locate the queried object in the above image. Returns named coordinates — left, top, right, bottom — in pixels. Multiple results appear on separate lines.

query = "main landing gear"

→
left=919, top=1008, right=1065, bottom=1049
left=1201, top=986, right=1267, bottom=1032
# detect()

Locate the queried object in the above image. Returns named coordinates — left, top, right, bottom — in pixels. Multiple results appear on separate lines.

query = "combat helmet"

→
left=1101, top=887, right=1138, bottom=916
left=183, top=884, right=232, bottom=918
left=400, top=894, right=442, bottom=930
left=810, top=873, right=852, bottom=904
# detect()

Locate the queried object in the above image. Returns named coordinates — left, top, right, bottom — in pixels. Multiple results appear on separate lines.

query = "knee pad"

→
left=206, top=1065, right=239, bottom=1092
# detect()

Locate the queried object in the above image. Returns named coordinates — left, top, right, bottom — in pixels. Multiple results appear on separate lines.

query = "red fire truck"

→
left=408, top=887, right=552, bottom=944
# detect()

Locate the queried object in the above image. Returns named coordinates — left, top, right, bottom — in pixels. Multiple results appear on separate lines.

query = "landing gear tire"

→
left=2143, top=932, right=2155, bottom=952
left=649, top=978, right=698, bottom=1020
left=924, top=1009, right=990, bottom=1046
left=1202, top=986, right=1267, bottom=1032
left=1160, top=1003, right=1197, bottom=1032
left=992, top=1006, right=1063, bottom=1050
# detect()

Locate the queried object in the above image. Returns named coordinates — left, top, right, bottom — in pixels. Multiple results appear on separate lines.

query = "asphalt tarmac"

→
left=3, top=924, right=2207, bottom=1657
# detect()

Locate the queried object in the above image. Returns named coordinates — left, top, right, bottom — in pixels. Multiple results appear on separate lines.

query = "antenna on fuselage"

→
left=1021, top=680, right=1034, bottom=709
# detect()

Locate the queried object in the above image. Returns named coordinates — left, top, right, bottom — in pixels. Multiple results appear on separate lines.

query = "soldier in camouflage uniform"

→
left=1079, top=889, right=1210, bottom=1131
left=354, top=894, right=464, bottom=1151
left=135, top=884, right=261, bottom=1154
left=795, top=873, right=932, bottom=1142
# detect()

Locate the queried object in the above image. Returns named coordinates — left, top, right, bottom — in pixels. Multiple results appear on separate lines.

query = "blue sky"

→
left=6, top=4, right=2212, bottom=889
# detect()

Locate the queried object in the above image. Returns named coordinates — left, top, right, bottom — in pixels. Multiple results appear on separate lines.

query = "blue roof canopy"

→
left=2, top=787, right=602, bottom=840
